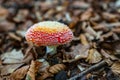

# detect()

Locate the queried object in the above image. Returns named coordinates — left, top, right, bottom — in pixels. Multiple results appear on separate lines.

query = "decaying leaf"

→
left=63, top=44, right=90, bottom=63
left=79, top=34, right=88, bottom=45
left=49, top=64, right=66, bottom=74
left=13, top=9, right=29, bottom=23
left=9, top=65, right=29, bottom=80
left=102, top=12, right=118, bottom=21
left=0, top=6, right=8, bottom=20
left=38, top=71, right=53, bottom=80
left=86, top=49, right=102, bottom=64
left=0, top=21, right=15, bottom=32
left=1, top=0, right=120, bottom=80
left=37, top=59, right=50, bottom=73
left=72, top=1, right=90, bottom=9
left=80, top=8, right=93, bottom=21
left=1, top=49, right=24, bottom=64
left=71, top=44, right=89, bottom=59
left=8, top=32, right=22, bottom=41
left=26, top=60, right=42, bottom=80
left=111, top=61, right=120, bottom=75
left=37, top=59, right=52, bottom=80
left=0, top=63, right=24, bottom=76
left=101, top=49, right=118, bottom=61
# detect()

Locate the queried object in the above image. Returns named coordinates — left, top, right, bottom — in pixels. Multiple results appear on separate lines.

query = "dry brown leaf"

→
left=37, top=59, right=52, bottom=80
left=102, top=12, right=118, bottom=21
left=79, top=34, right=88, bottom=45
left=0, top=7, right=8, bottom=20
left=80, top=8, right=93, bottom=21
left=71, top=44, right=89, bottom=59
left=9, top=65, right=29, bottom=80
left=13, top=9, right=29, bottom=23
left=72, top=1, right=90, bottom=9
left=101, top=49, right=118, bottom=61
left=111, top=61, right=120, bottom=74
left=26, top=60, right=42, bottom=80
left=0, top=63, right=24, bottom=76
left=63, top=44, right=90, bottom=63
left=1, top=49, right=24, bottom=64
left=93, top=24, right=109, bottom=31
left=69, top=19, right=78, bottom=29
left=86, top=49, right=102, bottom=64
left=22, top=52, right=34, bottom=64
left=112, top=28, right=120, bottom=33
left=38, top=59, right=50, bottom=73
left=8, top=32, right=22, bottom=41
left=85, top=25, right=97, bottom=37
left=0, top=21, right=15, bottom=32
left=38, top=71, right=53, bottom=80
left=100, top=31, right=113, bottom=41
left=49, top=64, right=66, bottom=74
left=22, top=45, right=35, bottom=64
left=0, top=60, right=2, bottom=65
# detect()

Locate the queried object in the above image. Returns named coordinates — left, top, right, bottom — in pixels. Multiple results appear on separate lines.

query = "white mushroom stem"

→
left=46, top=46, right=57, bottom=55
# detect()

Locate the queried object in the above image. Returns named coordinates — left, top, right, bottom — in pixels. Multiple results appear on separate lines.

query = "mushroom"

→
left=25, top=21, right=73, bottom=56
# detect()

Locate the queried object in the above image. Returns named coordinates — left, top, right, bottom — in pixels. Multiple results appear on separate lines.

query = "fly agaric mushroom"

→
left=25, top=21, right=73, bottom=55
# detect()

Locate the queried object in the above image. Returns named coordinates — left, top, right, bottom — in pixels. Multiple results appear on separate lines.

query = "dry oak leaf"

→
left=9, top=65, right=29, bottom=80
left=38, top=70, right=53, bottom=80
left=1, top=49, right=24, bottom=64
left=26, top=60, right=42, bottom=80
left=111, top=61, right=120, bottom=75
left=70, top=44, right=89, bottom=59
left=0, top=63, right=24, bottom=76
left=0, top=6, right=8, bottom=20
left=0, top=21, right=15, bottom=32
left=80, top=8, right=93, bottom=21
left=48, top=64, right=66, bottom=74
left=86, top=49, right=102, bottom=64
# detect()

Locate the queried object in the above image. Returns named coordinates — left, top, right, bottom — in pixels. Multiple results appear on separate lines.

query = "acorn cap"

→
left=25, top=21, right=73, bottom=46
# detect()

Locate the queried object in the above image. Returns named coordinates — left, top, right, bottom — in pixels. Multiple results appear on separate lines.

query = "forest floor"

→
left=1, top=0, right=120, bottom=80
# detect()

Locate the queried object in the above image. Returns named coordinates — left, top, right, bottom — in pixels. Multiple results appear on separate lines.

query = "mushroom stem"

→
left=46, top=46, right=57, bottom=55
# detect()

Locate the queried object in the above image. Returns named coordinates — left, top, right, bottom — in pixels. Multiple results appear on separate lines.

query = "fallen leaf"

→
left=8, top=32, right=22, bottom=41
left=101, top=49, right=118, bottom=61
left=49, top=64, right=66, bottom=74
left=1, top=49, right=24, bottom=64
left=38, top=71, right=53, bottom=80
left=13, top=9, right=29, bottom=23
left=26, top=60, right=42, bottom=80
left=0, top=7, right=8, bottom=20
left=37, top=59, right=50, bottom=73
left=80, top=8, right=93, bottom=21
left=63, top=44, right=90, bottom=63
left=86, top=49, right=102, bottom=64
left=72, top=1, right=90, bottom=9
left=111, top=61, right=120, bottom=75
left=102, top=12, right=118, bottom=22
left=71, top=44, right=89, bottom=59
left=79, top=34, right=88, bottom=45
left=0, top=63, right=24, bottom=76
left=9, top=65, right=29, bottom=80
left=0, top=21, right=15, bottom=32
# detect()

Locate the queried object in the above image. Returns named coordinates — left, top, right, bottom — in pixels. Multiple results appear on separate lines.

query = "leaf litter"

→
left=1, top=0, right=120, bottom=80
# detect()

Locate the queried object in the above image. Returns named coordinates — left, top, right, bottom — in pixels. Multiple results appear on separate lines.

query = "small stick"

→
left=68, top=60, right=108, bottom=80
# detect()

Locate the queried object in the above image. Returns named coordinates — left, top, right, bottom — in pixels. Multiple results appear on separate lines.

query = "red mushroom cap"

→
left=25, top=21, right=73, bottom=46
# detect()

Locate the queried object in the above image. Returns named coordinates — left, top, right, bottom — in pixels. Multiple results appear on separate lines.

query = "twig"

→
left=68, top=60, right=108, bottom=80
